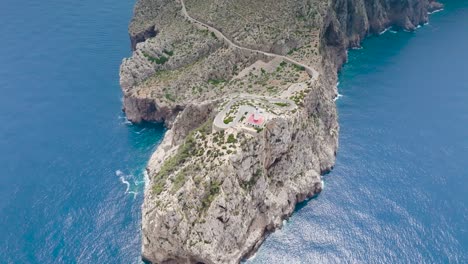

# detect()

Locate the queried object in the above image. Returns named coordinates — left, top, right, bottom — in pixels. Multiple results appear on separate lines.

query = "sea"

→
left=0, top=0, right=466, bottom=263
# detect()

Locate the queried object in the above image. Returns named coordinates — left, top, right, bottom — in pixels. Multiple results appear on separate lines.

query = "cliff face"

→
left=322, top=0, right=443, bottom=68
left=119, top=0, right=441, bottom=263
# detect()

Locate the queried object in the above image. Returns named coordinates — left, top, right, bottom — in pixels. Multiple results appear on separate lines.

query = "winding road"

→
left=180, top=0, right=319, bottom=81
left=213, top=94, right=297, bottom=130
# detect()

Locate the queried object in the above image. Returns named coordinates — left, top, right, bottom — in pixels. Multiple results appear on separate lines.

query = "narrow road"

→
left=213, top=94, right=297, bottom=130
left=180, top=0, right=319, bottom=80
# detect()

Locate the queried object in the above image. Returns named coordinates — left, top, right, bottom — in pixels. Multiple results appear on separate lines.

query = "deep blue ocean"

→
left=0, top=0, right=466, bottom=263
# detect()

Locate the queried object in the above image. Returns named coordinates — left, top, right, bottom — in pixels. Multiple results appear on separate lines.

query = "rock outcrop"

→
left=119, top=0, right=442, bottom=263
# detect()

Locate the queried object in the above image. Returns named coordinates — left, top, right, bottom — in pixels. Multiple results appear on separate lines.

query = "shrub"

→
left=293, top=64, right=306, bottom=71
left=226, top=134, right=237, bottom=144
left=208, top=79, right=226, bottom=85
left=223, top=116, right=234, bottom=124
left=165, top=93, right=176, bottom=102
left=201, top=180, right=221, bottom=211
left=274, top=102, right=289, bottom=107
left=163, top=49, right=174, bottom=56
left=210, top=32, right=218, bottom=40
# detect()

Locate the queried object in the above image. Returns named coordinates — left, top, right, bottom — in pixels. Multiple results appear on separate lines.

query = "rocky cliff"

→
left=119, top=0, right=442, bottom=263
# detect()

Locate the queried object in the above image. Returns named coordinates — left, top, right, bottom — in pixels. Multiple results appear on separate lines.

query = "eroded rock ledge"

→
left=119, top=0, right=442, bottom=263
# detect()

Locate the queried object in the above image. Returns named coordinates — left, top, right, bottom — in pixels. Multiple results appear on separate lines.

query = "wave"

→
left=379, top=27, right=391, bottom=35
left=134, top=128, right=147, bottom=134
left=144, top=170, right=150, bottom=190
left=428, top=8, right=444, bottom=15
left=333, top=93, right=343, bottom=102
left=128, top=191, right=138, bottom=199
left=117, top=114, right=132, bottom=125
left=120, top=176, right=130, bottom=193
left=117, top=169, right=147, bottom=197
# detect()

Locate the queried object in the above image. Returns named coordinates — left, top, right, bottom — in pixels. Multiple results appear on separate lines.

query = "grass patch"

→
left=151, top=119, right=214, bottom=194
left=201, top=180, right=221, bottom=211
left=171, top=170, right=186, bottom=193
left=223, top=116, right=234, bottom=124
left=163, top=49, right=174, bottom=56
left=288, top=48, right=298, bottom=55
left=142, top=51, right=169, bottom=65
left=226, top=134, right=237, bottom=144
left=274, top=102, right=289, bottom=107
left=293, top=64, right=306, bottom=71
left=208, top=78, right=226, bottom=85
left=241, top=168, right=263, bottom=191
left=165, top=93, right=176, bottom=102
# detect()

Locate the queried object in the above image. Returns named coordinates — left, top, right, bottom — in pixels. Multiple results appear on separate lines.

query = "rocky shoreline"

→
left=119, top=0, right=442, bottom=263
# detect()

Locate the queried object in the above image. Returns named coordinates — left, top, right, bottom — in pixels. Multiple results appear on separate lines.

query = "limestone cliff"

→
left=119, top=0, right=442, bottom=263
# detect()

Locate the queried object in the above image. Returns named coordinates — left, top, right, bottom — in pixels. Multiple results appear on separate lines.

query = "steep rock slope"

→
left=119, top=0, right=442, bottom=263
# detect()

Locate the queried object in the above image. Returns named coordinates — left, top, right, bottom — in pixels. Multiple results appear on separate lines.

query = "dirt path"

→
left=180, top=0, right=319, bottom=81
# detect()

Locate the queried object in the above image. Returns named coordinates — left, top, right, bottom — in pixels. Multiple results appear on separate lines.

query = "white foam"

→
left=144, top=170, right=150, bottom=190
left=333, top=93, right=343, bottom=102
left=134, top=128, right=147, bottom=134
left=128, top=191, right=138, bottom=199
left=120, top=176, right=130, bottom=193
left=246, top=252, right=257, bottom=261
left=379, top=27, right=391, bottom=35
left=321, top=180, right=325, bottom=189
left=351, top=46, right=363, bottom=50
left=428, top=8, right=444, bottom=15
left=115, top=170, right=124, bottom=177
left=389, top=30, right=398, bottom=34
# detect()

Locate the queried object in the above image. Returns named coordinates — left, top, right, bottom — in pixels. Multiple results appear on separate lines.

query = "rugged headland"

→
left=119, top=0, right=442, bottom=263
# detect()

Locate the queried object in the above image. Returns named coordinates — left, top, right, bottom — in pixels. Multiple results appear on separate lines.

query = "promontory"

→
left=119, top=0, right=442, bottom=263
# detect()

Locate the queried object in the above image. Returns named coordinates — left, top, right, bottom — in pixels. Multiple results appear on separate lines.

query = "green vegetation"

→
left=165, top=93, right=176, bottom=102
left=226, top=134, right=237, bottom=144
left=223, top=116, right=234, bottom=124
left=290, top=90, right=307, bottom=106
left=274, top=102, right=289, bottom=107
left=293, top=64, right=306, bottom=71
left=255, top=127, right=263, bottom=133
left=241, top=168, right=263, bottom=191
left=210, top=32, right=218, bottom=40
left=201, top=180, right=221, bottom=211
left=288, top=47, right=298, bottom=55
left=142, top=49, right=174, bottom=65
left=208, top=78, right=226, bottom=85
left=152, top=120, right=213, bottom=195
left=163, top=49, right=174, bottom=56
left=280, top=61, right=287, bottom=67
left=142, top=51, right=170, bottom=65
left=171, top=166, right=189, bottom=193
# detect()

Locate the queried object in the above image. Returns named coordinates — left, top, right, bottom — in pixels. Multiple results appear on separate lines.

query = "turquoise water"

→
left=1, top=0, right=467, bottom=263
left=250, top=1, right=468, bottom=263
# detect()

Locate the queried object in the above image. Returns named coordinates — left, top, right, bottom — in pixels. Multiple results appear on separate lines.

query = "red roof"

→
left=247, top=113, right=264, bottom=125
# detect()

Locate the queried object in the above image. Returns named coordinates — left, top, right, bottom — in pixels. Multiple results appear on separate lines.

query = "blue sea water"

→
left=0, top=0, right=467, bottom=263
left=249, top=1, right=468, bottom=263
left=0, top=0, right=165, bottom=262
